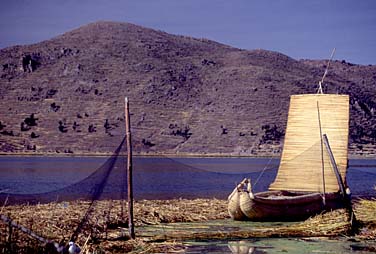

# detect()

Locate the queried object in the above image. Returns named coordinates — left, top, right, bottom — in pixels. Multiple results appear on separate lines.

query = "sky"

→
left=0, top=0, right=375, bottom=65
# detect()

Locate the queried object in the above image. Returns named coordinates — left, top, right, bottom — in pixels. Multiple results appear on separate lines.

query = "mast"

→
left=125, top=97, right=135, bottom=239
left=317, top=101, right=326, bottom=205
left=322, top=134, right=345, bottom=197
left=317, top=48, right=336, bottom=94
left=323, top=133, right=358, bottom=230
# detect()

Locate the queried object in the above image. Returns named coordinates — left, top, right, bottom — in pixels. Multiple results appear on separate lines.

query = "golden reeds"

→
left=0, top=199, right=226, bottom=253
left=354, top=198, right=376, bottom=239
left=1, top=198, right=375, bottom=253
left=354, top=199, right=376, bottom=224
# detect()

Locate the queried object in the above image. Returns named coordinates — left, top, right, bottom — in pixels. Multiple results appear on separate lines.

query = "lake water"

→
left=0, top=156, right=375, bottom=200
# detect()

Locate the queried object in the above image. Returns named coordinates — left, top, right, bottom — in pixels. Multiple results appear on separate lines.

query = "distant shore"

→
left=0, top=151, right=375, bottom=159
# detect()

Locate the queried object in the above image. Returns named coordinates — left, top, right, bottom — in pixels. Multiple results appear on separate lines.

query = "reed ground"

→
left=1, top=198, right=376, bottom=253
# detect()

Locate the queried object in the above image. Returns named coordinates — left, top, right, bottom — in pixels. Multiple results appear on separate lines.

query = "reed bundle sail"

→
left=270, top=94, right=349, bottom=193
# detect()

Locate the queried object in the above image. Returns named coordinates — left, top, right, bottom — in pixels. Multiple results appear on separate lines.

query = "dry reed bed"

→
left=149, top=208, right=351, bottom=242
left=0, top=198, right=226, bottom=253
left=354, top=198, right=376, bottom=239
left=1, top=198, right=376, bottom=253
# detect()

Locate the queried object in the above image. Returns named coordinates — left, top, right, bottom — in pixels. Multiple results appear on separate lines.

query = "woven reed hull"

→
left=228, top=191, right=247, bottom=220
left=239, top=191, right=344, bottom=221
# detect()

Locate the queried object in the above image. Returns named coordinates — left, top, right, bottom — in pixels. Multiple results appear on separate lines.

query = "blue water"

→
left=0, top=156, right=375, bottom=199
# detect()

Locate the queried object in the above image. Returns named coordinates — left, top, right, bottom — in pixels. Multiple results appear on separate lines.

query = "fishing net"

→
left=0, top=137, right=127, bottom=206
left=0, top=142, right=278, bottom=207
left=0, top=138, right=277, bottom=248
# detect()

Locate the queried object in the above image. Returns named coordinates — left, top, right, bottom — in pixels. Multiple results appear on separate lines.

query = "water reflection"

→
left=184, top=237, right=364, bottom=254
left=228, top=241, right=267, bottom=254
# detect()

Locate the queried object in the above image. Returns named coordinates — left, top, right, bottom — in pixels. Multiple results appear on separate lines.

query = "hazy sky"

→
left=0, top=0, right=375, bottom=65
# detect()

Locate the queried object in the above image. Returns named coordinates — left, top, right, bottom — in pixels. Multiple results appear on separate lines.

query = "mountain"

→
left=0, top=21, right=375, bottom=157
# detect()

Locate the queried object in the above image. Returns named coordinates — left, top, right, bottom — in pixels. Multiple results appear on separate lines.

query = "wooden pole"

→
left=322, top=134, right=345, bottom=197
left=317, top=101, right=326, bottom=206
left=322, top=133, right=358, bottom=230
left=125, top=97, right=135, bottom=239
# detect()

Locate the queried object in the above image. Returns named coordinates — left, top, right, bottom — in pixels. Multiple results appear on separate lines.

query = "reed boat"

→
left=228, top=93, right=352, bottom=221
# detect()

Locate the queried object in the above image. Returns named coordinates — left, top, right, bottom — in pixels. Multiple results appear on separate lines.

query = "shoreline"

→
left=0, top=151, right=375, bottom=159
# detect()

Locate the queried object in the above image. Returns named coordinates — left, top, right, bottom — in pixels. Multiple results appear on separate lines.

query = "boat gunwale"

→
left=252, top=190, right=342, bottom=206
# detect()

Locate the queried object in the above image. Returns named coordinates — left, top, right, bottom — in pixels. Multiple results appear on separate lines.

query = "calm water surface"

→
left=0, top=156, right=375, bottom=198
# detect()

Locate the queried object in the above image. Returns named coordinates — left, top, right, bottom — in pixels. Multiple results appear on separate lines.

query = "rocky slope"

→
left=0, top=21, right=375, bottom=156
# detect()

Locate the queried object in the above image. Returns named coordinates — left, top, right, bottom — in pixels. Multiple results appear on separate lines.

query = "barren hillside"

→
left=0, top=21, right=375, bottom=156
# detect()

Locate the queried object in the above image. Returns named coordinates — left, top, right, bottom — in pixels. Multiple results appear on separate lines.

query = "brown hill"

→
left=0, top=21, right=375, bottom=156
